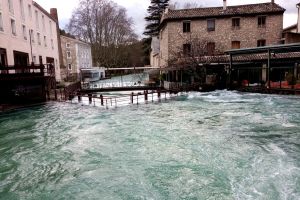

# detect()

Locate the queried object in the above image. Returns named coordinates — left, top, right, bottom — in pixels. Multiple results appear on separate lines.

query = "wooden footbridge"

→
left=66, top=89, right=182, bottom=109
left=80, top=86, right=160, bottom=93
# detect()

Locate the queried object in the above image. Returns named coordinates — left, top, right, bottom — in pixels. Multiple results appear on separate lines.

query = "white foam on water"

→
left=268, top=143, right=286, bottom=156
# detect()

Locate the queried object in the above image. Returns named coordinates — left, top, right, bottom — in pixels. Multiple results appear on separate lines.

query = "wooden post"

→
left=137, top=94, right=139, bottom=105
left=131, top=92, right=134, bottom=104
left=78, top=95, right=82, bottom=102
left=144, top=90, right=148, bottom=101
left=268, top=49, right=271, bottom=89
left=115, top=98, right=117, bottom=108
left=100, top=94, right=104, bottom=106
left=158, top=90, right=161, bottom=99
left=54, top=89, right=57, bottom=100
left=88, top=94, right=92, bottom=104
left=229, top=54, right=233, bottom=89
left=106, top=99, right=108, bottom=109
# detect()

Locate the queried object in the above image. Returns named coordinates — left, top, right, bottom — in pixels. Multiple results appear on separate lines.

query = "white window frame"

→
left=0, top=12, right=3, bottom=32
left=22, top=24, right=27, bottom=40
left=30, top=29, right=34, bottom=43
left=20, top=0, right=25, bottom=21
left=51, top=39, right=54, bottom=49
left=37, top=32, right=41, bottom=45
left=8, top=0, right=14, bottom=14
left=35, top=10, right=39, bottom=29
left=11, top=18, right=16, bottom=36
left=67, top=51, right=71, bottom=59
left=44, top=35, right=47, bottom=47
left=42, top=15, right=45, bottom=31
left=28, top=4, right=32, bottom=19
left=49, top=21, right=52, bottom=36
left=68, top=63, right=72, bottom=70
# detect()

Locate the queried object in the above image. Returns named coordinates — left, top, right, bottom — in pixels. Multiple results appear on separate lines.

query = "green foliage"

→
left=144, top=0, right=169, bottom=37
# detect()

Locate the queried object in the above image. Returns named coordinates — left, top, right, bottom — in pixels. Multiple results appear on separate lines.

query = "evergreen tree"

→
left=144, top=0, right=169, bottom=37
left=143, top=0, right=169, bottom=65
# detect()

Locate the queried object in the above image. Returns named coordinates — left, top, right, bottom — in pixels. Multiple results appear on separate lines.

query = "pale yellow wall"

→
left=0, top=0, right=61, bottom=81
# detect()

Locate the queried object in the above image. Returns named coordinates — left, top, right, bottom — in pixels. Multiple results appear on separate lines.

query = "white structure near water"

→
left=60, top=33, right=93, bottom=80
left=0, top=0, right=61, bottom=81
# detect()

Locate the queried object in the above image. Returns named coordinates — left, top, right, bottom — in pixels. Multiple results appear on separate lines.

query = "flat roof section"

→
left=226, top=43, right=300, bottom=55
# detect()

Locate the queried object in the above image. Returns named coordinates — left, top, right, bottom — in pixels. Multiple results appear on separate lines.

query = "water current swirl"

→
left=0, top=90, right=300, bottom=199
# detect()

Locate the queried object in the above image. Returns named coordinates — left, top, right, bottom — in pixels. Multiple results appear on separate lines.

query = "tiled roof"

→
left=167, top=52, right=300, bottom=68
left=161, top=3, right=285, bottom=24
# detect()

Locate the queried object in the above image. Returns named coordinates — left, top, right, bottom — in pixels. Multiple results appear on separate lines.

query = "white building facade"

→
left=0, top=0, right=61, bottom=81
left=60, top=34, right=92, bottom=80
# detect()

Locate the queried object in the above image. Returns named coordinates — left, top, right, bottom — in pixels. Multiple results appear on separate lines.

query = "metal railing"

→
left=0, top=64, right=55, bottom=77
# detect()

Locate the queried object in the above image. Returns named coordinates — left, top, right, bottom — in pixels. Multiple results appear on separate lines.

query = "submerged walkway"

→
left=80, top=86, right=160, bottom=93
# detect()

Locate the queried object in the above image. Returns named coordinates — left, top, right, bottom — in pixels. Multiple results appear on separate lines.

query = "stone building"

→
left=158, top=0, right=285, bottom=68
left=0, top=0, right=61, bottom=81
left=282, top=3, right=300, bottom=44
left=60, top=32, right=93, bottom=81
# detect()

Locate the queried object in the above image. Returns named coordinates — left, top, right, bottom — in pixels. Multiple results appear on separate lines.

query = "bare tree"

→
left=167, top=34, right=225, bottom=85
left=67, top=0, right=138, bottom=68
left=183, top=2, right=201, bottom=9
left=169, top=2, right=201, bottom=9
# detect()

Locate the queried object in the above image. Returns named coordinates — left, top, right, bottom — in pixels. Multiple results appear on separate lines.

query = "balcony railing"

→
left=0, top=64, right=55, bottom=77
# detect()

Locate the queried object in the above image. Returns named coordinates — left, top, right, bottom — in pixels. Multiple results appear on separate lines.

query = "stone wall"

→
left=160, top=14, right=283, bottom=67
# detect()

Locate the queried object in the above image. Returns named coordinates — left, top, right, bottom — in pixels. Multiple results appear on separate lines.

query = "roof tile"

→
left=161, top=3, right=285, bottom=23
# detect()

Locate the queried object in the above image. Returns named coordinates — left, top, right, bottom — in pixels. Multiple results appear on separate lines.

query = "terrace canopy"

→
left=225, top=43, right=300, bottom=89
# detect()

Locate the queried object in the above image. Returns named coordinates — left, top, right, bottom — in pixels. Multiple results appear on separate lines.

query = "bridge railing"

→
left=66, top=89, right=182, bottom=109
left=84, top=81, right=146, bottom=89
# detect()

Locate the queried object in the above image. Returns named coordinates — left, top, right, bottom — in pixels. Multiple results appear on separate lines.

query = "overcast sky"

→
left=35, top=0, right=299, bottom=37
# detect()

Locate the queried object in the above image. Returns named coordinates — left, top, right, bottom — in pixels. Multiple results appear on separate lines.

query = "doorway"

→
left=0, top=48, right=7, bottom=67
left=13, top=51, right=29, bottom=67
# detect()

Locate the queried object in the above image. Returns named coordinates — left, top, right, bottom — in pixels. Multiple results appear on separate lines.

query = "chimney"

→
left=271, top=0, right=274, bottom=3
left=165, top=7, right=169, bottom=14
left=49, top=8, right=64, bottom=74
left=223, top=0, right=227, bottom=10
left=50, top=8, right=59, bottom=23
left=297, top=3, right=300, bottom=33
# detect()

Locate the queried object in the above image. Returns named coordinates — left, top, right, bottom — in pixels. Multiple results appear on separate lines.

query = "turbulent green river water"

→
left=0, top=91, right=300, bottom=200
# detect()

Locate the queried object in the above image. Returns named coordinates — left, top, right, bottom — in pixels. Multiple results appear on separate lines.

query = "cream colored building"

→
left=60, top=33, right=92, bottom=80
left=0, top=0, right=61, bottom=81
